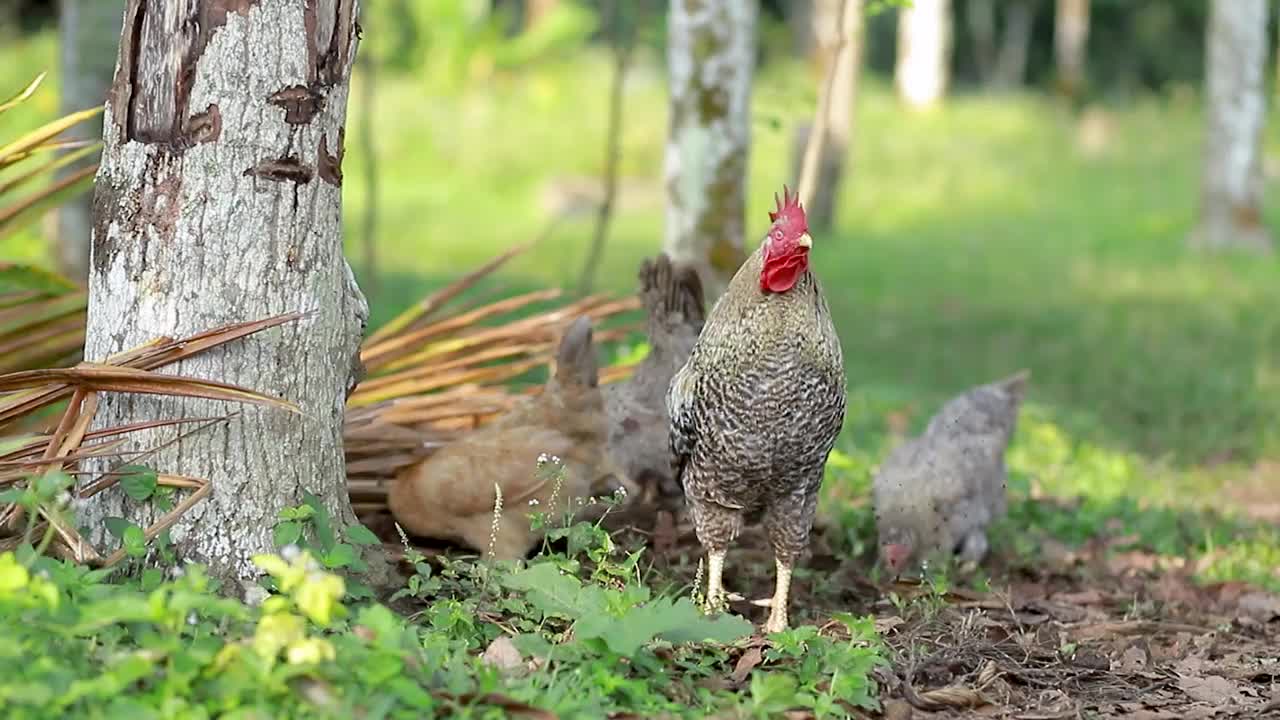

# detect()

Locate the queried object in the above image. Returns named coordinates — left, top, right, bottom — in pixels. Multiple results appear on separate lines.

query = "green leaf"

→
left=576, top=595, right=753, bottom=657
left=35, top=469, right=72, bottom=497
left=123, top=525, right=146, bottom=557
left=103, top=516, right=130, bottom=540
left=118, top=466, right=158, bottom=501
left=346, top=522, right=380, bottom=546
left=501, top=562, right=606, bottom=620
left=322, top=543, right=357, bottom=569
left=302, top=492, right=335, bottom=550
left=273, top=521, right=302, bottom=547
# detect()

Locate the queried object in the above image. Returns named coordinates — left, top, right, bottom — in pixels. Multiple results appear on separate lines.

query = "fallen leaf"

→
left=875, top=615, right=906, bottom=635
left=1112, top=643, right=1149, bottom=673
left=882, top=699, right=913, bottom=720
left=730, top=646, right=762, bottom=684
left=1051, top=589, right=1104, bottom=605
left=1177, top=673, right=1242, bottom=705
left=481, top=635, right=524, bottom=673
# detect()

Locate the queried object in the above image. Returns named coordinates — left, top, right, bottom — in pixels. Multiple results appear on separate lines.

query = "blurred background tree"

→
left=53, top=0, right=121, bottom=284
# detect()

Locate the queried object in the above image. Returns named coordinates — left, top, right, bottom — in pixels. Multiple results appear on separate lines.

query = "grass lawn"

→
left=3, top=26, right=1280, bottom=718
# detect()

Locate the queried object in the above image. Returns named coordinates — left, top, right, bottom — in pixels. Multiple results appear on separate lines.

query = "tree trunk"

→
left=894, top=0, right=952, bottom=110
left=1191, top=0, right=1274, bottom=253
left=1053, top=0, right=1089, bottom=100
left=789, top=0, right=864, bottom=233
left=84, top=0, right=372, bottom=587
left=525, top=0, right=557, bottom=30
left=56, top=0, right=125, bottom=284
left=663, top=0, right=756, bottom=301
left=991, top=0, right=1033, bottom=90
left=966, top=0, right=996, bottom=86
left=786, top=0, right=815, bottom=59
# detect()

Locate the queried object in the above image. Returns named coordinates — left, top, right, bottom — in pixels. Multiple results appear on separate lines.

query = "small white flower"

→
left=528, top=498, right=539, bottom=506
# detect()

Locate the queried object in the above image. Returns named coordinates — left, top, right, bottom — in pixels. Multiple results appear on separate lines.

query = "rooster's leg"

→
left=761, top=488, right=818, bottom=634
left=762, top=557, right=793, bottom=634
left=704, top=548, right=728, bottom=612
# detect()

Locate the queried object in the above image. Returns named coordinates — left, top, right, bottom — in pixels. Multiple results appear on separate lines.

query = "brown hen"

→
left=667, top=186, right=846, bottom=634
left=388, top=316, right=627, bottom=559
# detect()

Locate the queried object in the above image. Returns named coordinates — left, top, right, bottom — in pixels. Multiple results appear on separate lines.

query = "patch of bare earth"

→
left=604, top=503, right=1280, bottom=719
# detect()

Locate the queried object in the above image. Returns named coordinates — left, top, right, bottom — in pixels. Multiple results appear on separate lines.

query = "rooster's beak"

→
left=798, top=232, right=812, bottom=249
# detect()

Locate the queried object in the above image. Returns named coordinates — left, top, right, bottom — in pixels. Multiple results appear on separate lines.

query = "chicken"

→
left=667, top=186, right=846, bottom=634
left=872, top=370, right=1030, bottom=575
left=604, top=253, right=706, bottom=504
left=387, top=315, right=627, bottom=559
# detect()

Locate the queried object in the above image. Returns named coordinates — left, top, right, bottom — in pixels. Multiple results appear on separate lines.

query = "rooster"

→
left=667, top=185, right=846, bottom=634
left=604, top=254, right=706, bottom=505
left=873, top=370, right=1029, bottom=575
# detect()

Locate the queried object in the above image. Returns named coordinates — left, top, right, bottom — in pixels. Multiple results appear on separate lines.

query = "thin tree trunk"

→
left=56, top=0, right=124, bottom=284
left=786, top=0, right=815, bottom=59
left=1054, top=0, right=1089, bottom=100
left=1191, top=0, right=1274, bottom=253
left=84, top=0, right=374, bottom=587
left=664, top=0, right=756, bottom=301
left=966, top=0, right=996, bottom=86
left=789, top=0, right=864, bottom=233
left=991, top=0, right=1033, bottom=90
left=525, top=0, right=557, bottom=30
left=894, top=0, right=952, bottom=110
left=577, top=0, right=637, bottom=295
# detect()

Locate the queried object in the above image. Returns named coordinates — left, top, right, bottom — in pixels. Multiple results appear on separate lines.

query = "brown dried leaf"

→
left=481, top=635, right=524, bottom=673
left=730, top=646, right=762, bottom=684
left=1176, top=673, right=1243, bottom=705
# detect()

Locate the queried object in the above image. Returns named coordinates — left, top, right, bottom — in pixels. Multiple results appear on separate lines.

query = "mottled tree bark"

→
left=664, top=0, right=756, bottom=301
left=84, top=0, right=372, bottom=587
left=894, top=0, right=952, bottom=110
left=789, top=0, right=864, bottom=233
left=1192, top=0, right=1273, bottom=253
left=56, top=0, right=125, bottom=284
left=1054, top=0, right=1089, bottom=100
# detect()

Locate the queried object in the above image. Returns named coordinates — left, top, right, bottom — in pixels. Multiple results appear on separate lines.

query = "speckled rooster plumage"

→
left=666, top=185, right=846, bottom=634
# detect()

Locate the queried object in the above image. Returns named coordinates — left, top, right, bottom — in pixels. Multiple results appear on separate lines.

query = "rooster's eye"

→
left=772, top=230, right=783, bottom=240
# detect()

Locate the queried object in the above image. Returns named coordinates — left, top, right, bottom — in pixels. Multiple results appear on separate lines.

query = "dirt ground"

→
left=604, top=502, right=1280, bottom=720
left=369, top=498, right=1280, bottom=719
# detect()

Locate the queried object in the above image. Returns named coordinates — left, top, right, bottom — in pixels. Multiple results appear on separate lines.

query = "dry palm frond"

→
left=0, top=265, right=88, bottom=375
left=0, top=314, right=304, bottom=564
left=342, top=243, right=643, bottom=517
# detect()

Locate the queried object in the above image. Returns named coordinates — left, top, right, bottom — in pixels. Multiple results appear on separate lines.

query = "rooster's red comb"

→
left=768, top=184, right=805, bottom=224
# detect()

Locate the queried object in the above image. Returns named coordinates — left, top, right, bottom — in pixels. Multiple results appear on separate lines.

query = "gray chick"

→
left=872, top=370, right=1029, bottom=574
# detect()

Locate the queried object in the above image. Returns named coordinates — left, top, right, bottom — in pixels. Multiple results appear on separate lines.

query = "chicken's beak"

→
left=797, top=232, right=812, bottom=249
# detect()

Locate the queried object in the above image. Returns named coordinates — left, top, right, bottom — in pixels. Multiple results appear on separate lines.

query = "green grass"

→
left=4, top=23, right=1280, bottom=717
left=5, top=28, right=1280, bottom=567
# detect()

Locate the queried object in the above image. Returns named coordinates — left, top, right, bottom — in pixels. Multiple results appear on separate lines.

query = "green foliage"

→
left=362, top=0, right=598, bottom=92
left=271, top=492, right=381, bottom=601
